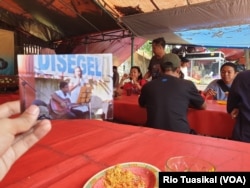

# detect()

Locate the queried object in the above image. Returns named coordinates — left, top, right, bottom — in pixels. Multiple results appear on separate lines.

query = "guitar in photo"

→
left=49, top=98, right=79, bottom=115
left=49, top=81, right=89, bottom=119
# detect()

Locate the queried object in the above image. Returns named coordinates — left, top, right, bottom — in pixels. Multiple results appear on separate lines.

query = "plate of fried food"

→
left=83, top=162, right=160, bottom=188
left=216, top=100, right=227, bottom=105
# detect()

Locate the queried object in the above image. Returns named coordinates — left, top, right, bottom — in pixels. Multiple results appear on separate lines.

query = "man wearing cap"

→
left=139, top=53, right=206, bottom=134
left=143, top=37, right=169, bottom=80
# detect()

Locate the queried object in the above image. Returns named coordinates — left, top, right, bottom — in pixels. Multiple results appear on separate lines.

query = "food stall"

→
left=185, top=51, right=225, bottom=90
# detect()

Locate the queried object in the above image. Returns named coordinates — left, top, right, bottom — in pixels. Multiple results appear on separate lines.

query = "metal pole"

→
left=131, top=34, right=134, bottom=66
left=245, top=49, right=250, bottom=70
left=85, top=37, right=88, bottom=53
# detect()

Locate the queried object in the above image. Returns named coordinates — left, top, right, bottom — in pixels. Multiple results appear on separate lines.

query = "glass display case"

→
left=185, top=51, right=225, bottom=90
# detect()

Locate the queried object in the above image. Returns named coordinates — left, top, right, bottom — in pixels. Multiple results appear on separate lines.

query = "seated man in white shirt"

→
left=50, top=81, right=89, bottom=119
left=180, top=56, right=190, bottom=79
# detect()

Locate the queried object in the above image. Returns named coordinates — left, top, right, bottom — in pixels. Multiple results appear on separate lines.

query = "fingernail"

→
left=26, top=105, right=39, bottom=115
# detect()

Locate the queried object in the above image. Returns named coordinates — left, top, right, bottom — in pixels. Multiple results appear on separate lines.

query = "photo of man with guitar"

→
left=18, top=54, right=113, bottom=120
left=50, top=81, right=89, bottom=119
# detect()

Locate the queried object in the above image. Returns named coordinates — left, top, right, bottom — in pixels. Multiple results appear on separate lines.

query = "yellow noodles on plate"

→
left=103, top=165, right=146, bottom=188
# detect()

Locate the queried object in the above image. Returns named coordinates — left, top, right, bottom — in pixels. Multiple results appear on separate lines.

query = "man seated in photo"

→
left=49, top=81, right=89, bottom=119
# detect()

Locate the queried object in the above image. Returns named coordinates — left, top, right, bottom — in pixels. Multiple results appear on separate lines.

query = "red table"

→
left=1, top=119, right=250, bottom=187
left=113, top=94, right=235, bottom=138
left=0, top=93, right=19, bottom=104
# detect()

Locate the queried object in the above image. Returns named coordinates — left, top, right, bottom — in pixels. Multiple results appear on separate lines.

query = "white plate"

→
left=83, top=162, right=160, bottom=188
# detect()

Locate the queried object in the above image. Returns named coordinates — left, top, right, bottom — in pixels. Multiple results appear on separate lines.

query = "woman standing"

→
left=68, top=66, right=90, bottom=117
left=69, top=66, right=88, bottom=103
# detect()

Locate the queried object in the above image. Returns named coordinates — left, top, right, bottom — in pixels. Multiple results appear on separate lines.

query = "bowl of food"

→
left=165, top=156, right=215, bottom=172
left=83, top=162, right=160, bottom=188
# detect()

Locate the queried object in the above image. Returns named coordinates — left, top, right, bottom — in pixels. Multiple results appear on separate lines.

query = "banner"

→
left=0, top=29, right=14, bottom=75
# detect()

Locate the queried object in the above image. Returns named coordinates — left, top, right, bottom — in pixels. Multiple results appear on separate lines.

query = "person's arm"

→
left=189, top=81, right=207, bottom=110
left=0, top=101, right=51, bottom=181
left=230, top=108, right=239, bottom=119
left=140, top=79, right=148, bottom=87
left=190, top=92, right=207, bottom=110
left=116, top=74, right=129, bottom=95
left=227, top=74, right=241, bottom=114
left=203, top=81, right=217, bottom=99
left=69, top=78, right=80, bottom=92
left=203, top=88, right=217, bottom=99
left=51, top=92, right=67, bottom=108
left=138, top=86, right=147, bottom=108
left=133, top=79, right=147, bottom=91
left=133, top=81, right=142, bottom=90
left=199, top=101, right=207, bottom=110
left=143, top=70, right=151, bottom=80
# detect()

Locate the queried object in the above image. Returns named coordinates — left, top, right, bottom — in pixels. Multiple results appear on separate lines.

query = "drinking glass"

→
left=165, top=156, right=215, bottom=172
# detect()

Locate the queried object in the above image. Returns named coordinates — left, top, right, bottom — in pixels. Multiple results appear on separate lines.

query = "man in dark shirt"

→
left=139, top=53, right=206, bottom=133
left=113, top=66, right=120, bottom=88
left=143, top=37, right=169, bottom=80
left=227, top=70, right=250, bottom=142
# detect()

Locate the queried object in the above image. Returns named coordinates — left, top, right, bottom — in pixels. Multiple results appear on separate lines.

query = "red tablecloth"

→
left=1, top=119, right=250, bottom=187
left=113, top=94, right=235, bottom=138
left=0, top=120, right=250, bottom=188
left=0, top=93, right=19, bottom=104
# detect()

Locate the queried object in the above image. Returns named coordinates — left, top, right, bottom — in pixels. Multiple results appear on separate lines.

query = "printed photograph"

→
left=17, top=54, right=113, bottom=120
